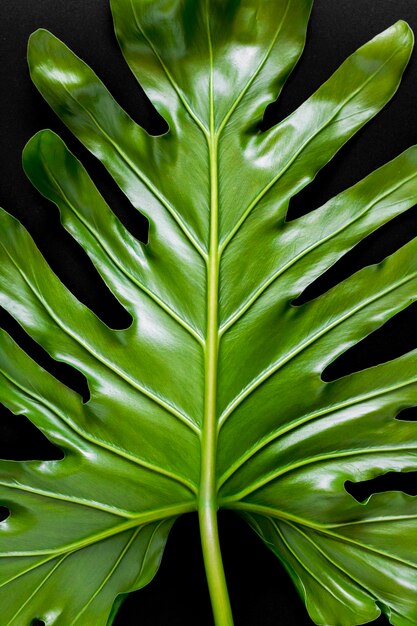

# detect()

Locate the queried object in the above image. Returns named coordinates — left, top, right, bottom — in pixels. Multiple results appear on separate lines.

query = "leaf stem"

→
left=199, top=503, right=234, bottom=626
left=199, top=133, right=234, bottom=622
left=198, top=8, right=234, bottom=624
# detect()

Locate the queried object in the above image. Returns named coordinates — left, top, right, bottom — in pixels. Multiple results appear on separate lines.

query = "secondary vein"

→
left=1, top=241, right=200, bottom=436
left=219, top=48, right=401, bottom=255
left=219, top=270, right=417, bottom=429
left=0, top=367, right=198, bottom=495
left=45, top=163, right=204, bottom=346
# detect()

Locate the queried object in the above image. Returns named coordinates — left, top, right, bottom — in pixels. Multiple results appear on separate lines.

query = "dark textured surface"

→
left=1, top=1, right=417, bottom=624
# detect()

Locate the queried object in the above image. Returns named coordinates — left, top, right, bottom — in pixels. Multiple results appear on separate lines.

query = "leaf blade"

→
left=2, top=1, right=417, bottom=624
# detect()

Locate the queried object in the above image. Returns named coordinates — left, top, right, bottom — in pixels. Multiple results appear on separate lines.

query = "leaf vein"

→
left=272, top=519, right=355, bottom=609
left=228, top=502, right=417, bottom=570
left=283, top=520, right=379, bottom=605
left=0, top=480, right=133, bottom=519
left=5, top=553, right=69, bottom=626
left=0, top=503, right=192, bottom=558
left=46, top=163, right=204, bottom=346
left=219, top=171, right=417, bottom=335
left=219, top=47, right=401, bottom=254
left=219, top=270, right=417, bottom=428
left=218, top=373, right=417, bottom=487
left=128, top=0, right=209, bottom=136
left=216, top=0, right=292, bottom=136
left=1, top=241, right=200, bottom=436
left=230, top=444, right=417, bottom=500
left=68, top=527, right=142, bottom=625
left=60, top=83, right=208, bottom=261
left=0, top=366, right=198, bottom=495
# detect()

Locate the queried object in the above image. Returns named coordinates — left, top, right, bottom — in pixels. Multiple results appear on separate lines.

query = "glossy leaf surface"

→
left=1, top=1, right=417, bottom=624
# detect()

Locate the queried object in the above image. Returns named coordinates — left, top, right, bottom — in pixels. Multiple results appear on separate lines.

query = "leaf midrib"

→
left=199, top=0, right=219, bottom=513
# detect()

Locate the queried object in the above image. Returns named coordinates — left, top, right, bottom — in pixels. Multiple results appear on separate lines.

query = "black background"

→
left=1, top=1, right=417, bottom=624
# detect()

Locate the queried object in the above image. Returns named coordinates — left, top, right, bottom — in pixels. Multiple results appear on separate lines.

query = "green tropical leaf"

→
left=1, top=1, right=417, bottom=624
